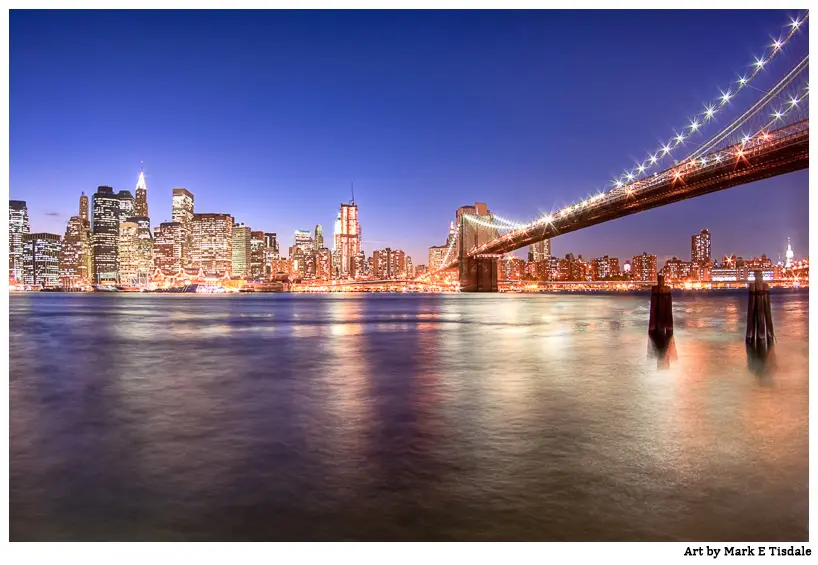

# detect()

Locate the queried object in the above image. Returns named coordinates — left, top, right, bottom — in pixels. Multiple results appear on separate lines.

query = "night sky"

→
left=10, top=9, right=809, bottom=265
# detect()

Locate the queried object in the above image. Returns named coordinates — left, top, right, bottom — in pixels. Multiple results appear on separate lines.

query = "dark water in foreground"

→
left=9, top=291, right=809, bottom=541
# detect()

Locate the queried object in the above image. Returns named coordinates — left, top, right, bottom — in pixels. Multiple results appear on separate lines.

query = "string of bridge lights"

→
left=610, top=12, right=808, bottom=190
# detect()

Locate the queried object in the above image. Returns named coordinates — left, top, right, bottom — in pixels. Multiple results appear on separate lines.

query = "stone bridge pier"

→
left=460, top=254, right=500, bottom=292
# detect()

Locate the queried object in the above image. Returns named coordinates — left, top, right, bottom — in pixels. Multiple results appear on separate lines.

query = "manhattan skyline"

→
left=10, top=9, right=809, bottom=263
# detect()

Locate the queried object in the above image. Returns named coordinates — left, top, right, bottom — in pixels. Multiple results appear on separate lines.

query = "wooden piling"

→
left=746, top=270, right=775, bottom=347
left=649, top=275, right=674, bottom=338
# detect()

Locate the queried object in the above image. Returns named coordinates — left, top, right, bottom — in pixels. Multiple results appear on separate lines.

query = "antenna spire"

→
left=351, top=182, right=355, bottom=205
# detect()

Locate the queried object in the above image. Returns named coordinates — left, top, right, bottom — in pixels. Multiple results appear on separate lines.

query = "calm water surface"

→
left=9, top=291, right=809, bottom=541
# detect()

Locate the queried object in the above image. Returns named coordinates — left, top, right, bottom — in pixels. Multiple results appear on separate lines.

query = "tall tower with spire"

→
left=134, top=164, right=148, bottom=218
left=785, top=237, right=794, bottom=268
left=79, top=192, right=89, bottom=222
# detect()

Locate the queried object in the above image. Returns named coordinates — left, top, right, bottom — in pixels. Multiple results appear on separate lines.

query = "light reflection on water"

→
left=9, top=291, right=808, bottom=541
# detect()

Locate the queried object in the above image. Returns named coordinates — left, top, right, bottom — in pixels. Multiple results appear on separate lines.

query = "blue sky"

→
left=10, top=9, right=809, bottom=264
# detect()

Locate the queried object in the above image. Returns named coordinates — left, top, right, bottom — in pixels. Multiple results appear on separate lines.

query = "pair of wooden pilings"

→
left=746, top=270, right=775, bottom=348
left=648, top=275, right=673, bottom=339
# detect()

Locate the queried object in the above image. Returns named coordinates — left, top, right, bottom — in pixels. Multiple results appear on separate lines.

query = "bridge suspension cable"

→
left=609, top=11, right=808, bottom=189
left=685, top=55, right=809, bottom=160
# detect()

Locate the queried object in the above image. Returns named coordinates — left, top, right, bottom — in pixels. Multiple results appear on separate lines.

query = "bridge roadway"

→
left=446, top=120, right=808, bottom=275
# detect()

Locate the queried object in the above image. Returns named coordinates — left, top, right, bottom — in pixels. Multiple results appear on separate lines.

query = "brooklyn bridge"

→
left=423, top=13, right=810, bottom=292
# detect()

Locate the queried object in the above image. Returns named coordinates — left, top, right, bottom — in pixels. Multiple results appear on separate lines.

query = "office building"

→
left=250, top=231, right=265, bottom=280
left=591, top=255, right=620, bottom=280
left=263, top=232, right=280, bottom=278
left=153, top=222, right=184, bottom=272
left=316, top=247, right=332, bottom=280
left=335, top=201, right=361, bottom=278
left=631, top=252, right=658, bottom=282
left=117, top=190, right=135, bottom=223
left=92, top=186, right=120, bottom=284
left=60, top=215, right=92, bottom=287
left=501, top=256, right=526, bottom=280
left=118, top=220, right=140, bottom=285
left=661, top=257, right=694, bottom=281
left=314, top=224, right=324, bottom=251
left=172, top=188, right=195, bottom=267
left=294, top=229, right=313, bottom=255
left=428, top=245, right=448, bottom=272
left=528, top=239, right=551, bottom=263
left=134, top=171, right=148, bottom=218
left=191, top=213, right=233, bottom=275
left=79, top=192, right=89, bottom=222
left=405, top=256, right=413, bottom=279
left=691, top=229, right=712, bottom=265
left=372, top=248, right=406, bottom=279
left=9, top=200, right=30, bottom=282
left=232, top=223, right=251, bottom=278
left=23, top=233, right=61, bottom=288
left=133, top=216, right=154, bottom=283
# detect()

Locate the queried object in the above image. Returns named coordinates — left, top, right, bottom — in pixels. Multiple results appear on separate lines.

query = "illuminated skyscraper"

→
left=316, top=247, right=332, bottom=280
left=294, top=229, right=313, bottom=254
left=191, top=213, right=233, bottom=274
left=92, top=186, right=120, bottom=284
left=153, top=222, right=183, bottom=272
left=118, top=220, right=140, bottom=285
left=631, top=252, right=657, bottom=282
left=232, top=223, right=251, bottom=278
left=314, top=224, right=324, bottom=251
left=785, top=237, right=794, bottom=268
left=9, top=200, right=30, bottom=282
left=60, top=215, right=92, bottom=287
left=172, top=188, right=195, bottom=267
left=250, top=231, right=265, bottom=280
left=117, top=190, right=135, bottom=223
left=79, top=192, right=89, bottom=222
left=263, top=232, right=279, bottom=278
left=336, top=202, right=360, bottom=278
left=132, top=216, right=154, bottom=283
left=23, top=233, right=61, bottom=288
left=691, top=229, right=712, bottom=265
left=372, top=248, right=406, bottom=279
left=428, top=245, right=448, bottom=272
left=134, top=170, right=148, bottom=218
left=528, top=239, right=551, bottom=263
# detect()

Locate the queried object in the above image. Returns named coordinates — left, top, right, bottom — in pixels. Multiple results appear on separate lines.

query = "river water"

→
left=9, top=291, right=809, bottom=541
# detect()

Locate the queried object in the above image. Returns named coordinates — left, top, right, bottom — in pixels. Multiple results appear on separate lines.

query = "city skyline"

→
left=10, top=11, right=809, bottom=257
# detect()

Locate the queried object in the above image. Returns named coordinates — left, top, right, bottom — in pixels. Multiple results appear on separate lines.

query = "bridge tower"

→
left=456, top=203, right=500, bottom=292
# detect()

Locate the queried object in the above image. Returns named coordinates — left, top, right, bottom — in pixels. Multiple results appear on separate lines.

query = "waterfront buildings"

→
left=501, top=256, right=526, bottom=280
left=372, top=248, right=406, bottom=279
left=691, top=229, right=712, bottom=265
left=118, top=220, right=140, bottom=285
left=172, top=188, right=195, bottom=267
left=631, top=252, right=658, bottom=282
left=9, top=200, right=30, bottom=282
left=591, top=255, right=620, bottom=280
left=92, top=186, right=120, bottom=284
left=428, top=245, right=448, bottom=272
left=528, top=239, right=551, bottom=263
left=232, top=223, right=251, bottom=278
left=191, top=213, right=233, bottom=274
left=60, top=214, right=92, bottom=287
left=153, top=222, right=183, bottom=272
left=250, top=231, right=265, bottom=280
left=22, top=233, right=61, bottom=287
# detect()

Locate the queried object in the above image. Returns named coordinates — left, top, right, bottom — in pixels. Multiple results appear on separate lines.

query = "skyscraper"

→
left=372, top=248, right=406, bottom=280
left=631, top=252, right=658, bottom=282
left=314, top=224, right=324, bottom=251
left=190, top=213, right=233, bottom=274
left=250, top=231, right=265, bottom=280
left=79, top=192, right=89, bottom=222
left=9, top=200, right=30, bottom=282
left=118, top=220, right=140, bottom=286
left=263, top=232, right=279, bottom=278
left=134, top=170, right=148, bottom=217
left=23, top=233, right=61, bottom=288
left=172, top=188, right=195, bottom=267
left=316, top=247, right=332, bottom=280
left=133, top=216, right=154, bottom=283
left=92, top=186, right=120, bottom=284
left=232, top=223, right=251, bottom=278
left=528, top=239, right=551, bottom=263
left=785, top=237, right=794, bottom=268
left=117, top=190, right=135, bottom=223
left=60, top=215, right=92, bottom=287
left=153, top=222, right=183, bottom=272
left=336, top=202, right=360, bottom=279
left=691, top=229, right=712, bottom=265
left=428, top=245, right=448, bottom=272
